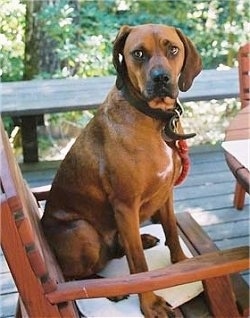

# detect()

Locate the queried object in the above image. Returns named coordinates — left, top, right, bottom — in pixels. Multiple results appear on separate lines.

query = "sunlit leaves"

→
left=0, top=0, right=25, bottom=81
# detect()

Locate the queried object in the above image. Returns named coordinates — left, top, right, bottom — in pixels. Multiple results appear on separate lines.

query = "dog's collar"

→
left=162, top=100, right=196, bottom=141
left=121, top=83, right=196, bottom=141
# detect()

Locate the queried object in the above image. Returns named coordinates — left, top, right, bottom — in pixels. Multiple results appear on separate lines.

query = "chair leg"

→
left=15, top=298, right=22, bottom=318
left=233, top=182, right=246, bottom=210
left=203, top=276, right=241, bottom=317
left=15, top=298, right=28, bottom=318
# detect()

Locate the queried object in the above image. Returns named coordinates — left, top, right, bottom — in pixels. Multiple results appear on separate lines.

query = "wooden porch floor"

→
left=0, top=144, right=249, bottom=317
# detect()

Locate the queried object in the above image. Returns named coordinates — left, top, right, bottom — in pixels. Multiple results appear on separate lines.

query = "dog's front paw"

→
left=141, top=233, right=160, bottom=250
left=140, top=293, right=175, bottom=318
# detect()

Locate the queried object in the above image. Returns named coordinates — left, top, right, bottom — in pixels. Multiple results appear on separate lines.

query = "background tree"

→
left=23, top=0, right=81, bottom=80
left=23, top=0, right=43, bottom=79
left=1, top=0, right=249, bottom=81
left=0, top=0, right=25, bottom=81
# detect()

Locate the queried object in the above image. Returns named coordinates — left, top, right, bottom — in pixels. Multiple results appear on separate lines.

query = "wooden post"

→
left=21, top=116, right=38, bottom=163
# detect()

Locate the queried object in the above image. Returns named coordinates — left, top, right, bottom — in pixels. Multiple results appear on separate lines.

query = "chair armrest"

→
left=46, top=246, right=249, bottom=304
left=31, top=185, right=51, bottom=201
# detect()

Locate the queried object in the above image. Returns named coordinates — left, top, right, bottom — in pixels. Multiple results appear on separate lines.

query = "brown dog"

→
left=42, top=24, right=202, bottom=317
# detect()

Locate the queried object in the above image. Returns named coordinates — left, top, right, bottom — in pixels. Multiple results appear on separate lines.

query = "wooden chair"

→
left=0, top=118, right=249, bottom=317
left=234, top=42, right=250, bottom=209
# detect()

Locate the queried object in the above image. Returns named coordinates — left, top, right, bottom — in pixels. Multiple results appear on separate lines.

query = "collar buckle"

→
left=174, top=99, right=184, bottom=118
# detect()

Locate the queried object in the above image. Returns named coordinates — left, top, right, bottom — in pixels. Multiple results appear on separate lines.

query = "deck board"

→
left=0, top=143, right=249, bottom=317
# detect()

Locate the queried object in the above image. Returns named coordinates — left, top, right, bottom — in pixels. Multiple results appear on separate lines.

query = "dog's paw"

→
left=108, top=294, right=129, bottom=302
left=140, top=293, right=175, bottom=318
left=141, top=233, right=160, bottom=249
left=143, top=302, right=175, bottom=318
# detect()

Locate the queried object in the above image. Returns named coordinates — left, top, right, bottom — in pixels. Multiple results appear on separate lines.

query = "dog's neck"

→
left=120, top=79, right=196, bottom=141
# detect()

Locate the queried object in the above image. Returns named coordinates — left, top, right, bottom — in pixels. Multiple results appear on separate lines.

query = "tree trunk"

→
left=227, top=0, right=236, bottom=67
left=23, top=0, right=61, bottom=80
left=23, top=0, right=42, bottom=80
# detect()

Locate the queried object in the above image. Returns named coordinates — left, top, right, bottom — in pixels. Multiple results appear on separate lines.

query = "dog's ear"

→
left=113, top=25, right=132, bottom=89
left=176, top=28, right=202, bottom=92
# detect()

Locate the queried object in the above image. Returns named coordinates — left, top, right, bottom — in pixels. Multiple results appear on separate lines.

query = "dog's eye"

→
left=132, top=50, right=144, bottom=60
left=169, top=46, right=179, bottom=56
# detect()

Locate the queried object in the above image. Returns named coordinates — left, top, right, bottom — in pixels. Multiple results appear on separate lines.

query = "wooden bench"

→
left=1, top=68, right=239, bottom=162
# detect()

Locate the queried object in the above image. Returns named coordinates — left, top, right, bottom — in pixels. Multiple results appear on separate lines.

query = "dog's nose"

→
left=150, top=68, right=170, bottom=83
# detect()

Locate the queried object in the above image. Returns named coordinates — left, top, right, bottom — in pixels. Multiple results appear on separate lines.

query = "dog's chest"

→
left=155, top=142, right=174, bottom=181
left=138, top=141, right=175, bottom=204
left=136, top=147, right=176, bottom=221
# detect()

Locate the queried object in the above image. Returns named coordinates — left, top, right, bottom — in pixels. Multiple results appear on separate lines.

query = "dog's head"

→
left=113, top=24, right=202, bottom=110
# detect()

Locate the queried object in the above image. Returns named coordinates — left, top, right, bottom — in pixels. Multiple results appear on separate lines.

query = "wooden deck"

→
left=0, top=143, right=249, bottom=317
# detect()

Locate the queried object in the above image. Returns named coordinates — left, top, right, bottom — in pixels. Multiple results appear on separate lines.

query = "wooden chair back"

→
left=232, top=43, right=250, bottom=209
left=238, top=42, right=250, bottom=108
left=0, top=118, right=249, bottom=317
left=0, top=120, right=79, bottom=317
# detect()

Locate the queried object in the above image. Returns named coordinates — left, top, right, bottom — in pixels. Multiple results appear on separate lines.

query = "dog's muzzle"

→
left=145, top=68, right=178, bottom=100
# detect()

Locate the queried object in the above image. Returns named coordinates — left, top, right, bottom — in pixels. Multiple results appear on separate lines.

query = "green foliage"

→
left=0, top=0, right=25, bottom=81
left=184, top=0, right=250, bottom=68
left=1, top=0, right=249, bottom=81
left=2, top=116, right=15, bottom=136
left=46, top=110, right=94, bottom=127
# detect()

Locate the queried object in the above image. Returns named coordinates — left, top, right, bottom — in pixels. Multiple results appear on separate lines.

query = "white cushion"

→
left=77, top=224, right=203, bottom=317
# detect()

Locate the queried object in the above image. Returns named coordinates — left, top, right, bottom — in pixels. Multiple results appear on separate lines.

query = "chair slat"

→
left=46, top=246, right=249, bottom=304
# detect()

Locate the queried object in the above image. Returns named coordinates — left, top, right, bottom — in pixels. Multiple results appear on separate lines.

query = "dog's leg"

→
left=43, top=218, right=108, bottom=280
left=157, top=191, right=187, bottom=263
left=114, top=202, right=148, bottom=272
left=113, top=201, right=175, bottom=318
